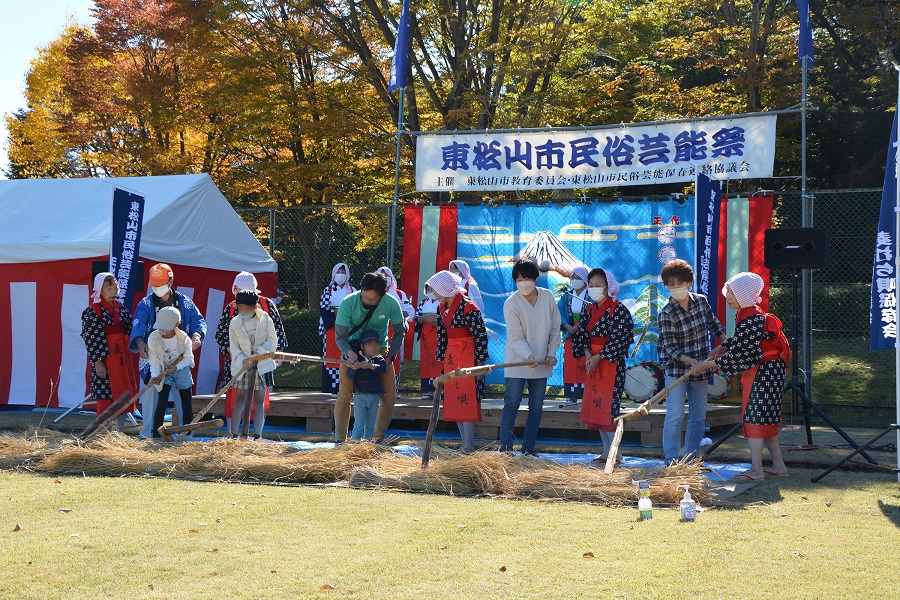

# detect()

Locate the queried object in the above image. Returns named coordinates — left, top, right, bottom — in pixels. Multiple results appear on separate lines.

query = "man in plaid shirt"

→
left=657, top=259, right=727, bottom=464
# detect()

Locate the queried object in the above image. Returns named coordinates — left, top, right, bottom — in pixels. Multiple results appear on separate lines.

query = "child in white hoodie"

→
left=147, top=306, right=195, bottom=437
left=229, top=291, right=278, bottom=440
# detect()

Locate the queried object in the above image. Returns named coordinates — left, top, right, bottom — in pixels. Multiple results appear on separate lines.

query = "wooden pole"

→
left=78, top=391, right=136, bottom=441
left=420, top=360, right=550, bottom=468
left=240, top=362, right=258, bottom=440
left=80, top=352, right=187, bottom=440
left=603, top=368, right=697, bottom=474
left=156, top=352, right=274, bottom=440
left=273, top=351, right=352, bottom=367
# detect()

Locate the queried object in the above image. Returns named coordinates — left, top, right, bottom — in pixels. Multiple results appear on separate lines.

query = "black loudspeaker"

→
left=763, top=228, right=830, bottom=269
left=92, top=260, right=145, bottom=292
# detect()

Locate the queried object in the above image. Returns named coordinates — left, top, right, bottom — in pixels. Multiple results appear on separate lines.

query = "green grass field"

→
left=1, top=468, right=898, bottom=599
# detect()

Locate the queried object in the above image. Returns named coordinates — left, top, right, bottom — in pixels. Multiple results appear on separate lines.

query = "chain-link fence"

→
left=236, top=205, right=394, bottom=390
left=238, top=190, right=894, bottom=426
left=772, top=189, right=892, bottom=426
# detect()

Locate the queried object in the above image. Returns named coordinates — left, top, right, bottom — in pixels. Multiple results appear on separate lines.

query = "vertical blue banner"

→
left=695, top=173, right=721, bottom=319
left=388, top=0, right=411, bottom=92
left=109, top=188, right=145, bottom=309
left=871, top=111, right=898, bottom=351
left=457, top=198, right=696, bottom=385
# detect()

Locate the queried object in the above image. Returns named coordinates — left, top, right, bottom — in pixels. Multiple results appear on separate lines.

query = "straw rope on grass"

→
left=1, top=431, right=708, bottom=506
left=349, top=446, right=708, bottom=506
left=30, top=434, right=389, bottom=484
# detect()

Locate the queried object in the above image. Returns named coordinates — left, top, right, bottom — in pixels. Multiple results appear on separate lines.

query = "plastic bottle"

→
left=638, top=496, right=653, bottom=521
left=634, top=480, right=652, bottom=520
left=678, top=485, right=696, bottom=522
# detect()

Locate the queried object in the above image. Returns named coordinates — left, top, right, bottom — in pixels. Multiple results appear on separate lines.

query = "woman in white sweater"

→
left=499, top=259, right=561, bottom=455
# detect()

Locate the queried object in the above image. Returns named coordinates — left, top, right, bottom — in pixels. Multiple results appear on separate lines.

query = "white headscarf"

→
left=92, top=272, right=115, bottom=304
left=594, top=267, right=620, bottom=299
left=450, top=260, right=473, bottom=285
left=329, top=263, right=352, bottom=307
left=376, top=266, right=398, bottom=293
left=723, top=272, right=764, bottom=308
left=426, top=270, right=463, bottom=299
left=330, top=263, right=350, bottom=286
left=569, top=266, right=589, bottom=313
left=233, top=271, right=260, bottom=294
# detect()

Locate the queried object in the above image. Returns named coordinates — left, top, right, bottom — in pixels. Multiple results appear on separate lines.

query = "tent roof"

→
left=0, top=174, right=276, bottom=272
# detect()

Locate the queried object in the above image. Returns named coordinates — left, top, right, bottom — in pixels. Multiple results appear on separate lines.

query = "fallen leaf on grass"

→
left=53, top=480, right=61, bottom=484
left=215, top=519, right=223, bottom=523
left=321, top=584, right=334, bottom=590
left=206, top=548, right=218, bottom=553
left=59, top=508, right=72, bottom=513
left=69, top=533, right=79, bottom=537
left=188, top=529, right=200, bottom=534
left=583, top=552, right=595, bottom=558
left=439, top=545, right=449, bottom=550
left=412, top=518, right=420, bottom=522
left=794, top=553, right=804, bottom=558
left=199, top=522, right=208, bottom=527
left=824, top=503, right=832, bottom=508
left=148, top=583, right=154, bottom=590
left=13, top=523, right=21, bottom=532
left=801, top=496, right=808, bottom=500
left=270, top=570, right=277, bottom=574
left=26, top=561, right=31, bottom=566
left=499, top=566, right=507, bottom=572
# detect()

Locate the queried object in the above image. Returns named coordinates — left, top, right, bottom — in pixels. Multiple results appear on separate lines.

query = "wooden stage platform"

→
left=193, top=391, right=743, bottom=446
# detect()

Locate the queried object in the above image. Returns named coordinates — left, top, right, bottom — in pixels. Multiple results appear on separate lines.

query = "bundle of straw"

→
left=3, top=430, right=709, bottom=507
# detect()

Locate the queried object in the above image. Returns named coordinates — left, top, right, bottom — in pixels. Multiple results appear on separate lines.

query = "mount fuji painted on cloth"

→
left=456, top=199, right=696, bottom=385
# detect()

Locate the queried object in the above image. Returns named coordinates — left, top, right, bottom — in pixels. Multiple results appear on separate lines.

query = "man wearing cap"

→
left=333, top=272, right=407, bottom=443
left=130, top=262, right=207, bottom=438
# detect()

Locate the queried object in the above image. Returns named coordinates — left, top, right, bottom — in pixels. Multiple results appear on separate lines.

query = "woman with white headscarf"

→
left=414, top=283, right=443, bottom=397
left=319, top=263, right=355, bottom=396
left=376, top=266, right=415, bottom=386
left=80, top=272, right=139, bottom=432
left=449, top=260, right=484, bottom=311
left=427, top=270, right=490, bottom=454
left=215, top=271, right=287, bottom=423
left=697, top=272, right=790, bottom=481
left=572, top=267, right=634, bottom=463
left=557, top=266, right=593, bottom=405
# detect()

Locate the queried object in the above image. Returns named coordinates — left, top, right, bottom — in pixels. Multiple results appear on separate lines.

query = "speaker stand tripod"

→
left=704, top=268, right=877, bottom=466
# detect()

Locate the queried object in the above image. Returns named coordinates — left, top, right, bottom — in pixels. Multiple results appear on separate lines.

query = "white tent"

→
left=0, top=174, right=278, bottom=407
left=0, top=173, right=276, bottom=272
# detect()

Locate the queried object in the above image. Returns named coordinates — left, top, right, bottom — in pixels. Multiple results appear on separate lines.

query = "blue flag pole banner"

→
left=695, top=173, right=722, bottom=317
left=795, top=0, right=814, bottom=66
left=871, top=111, right=899, bottom=351
left=416, top=114, right=776, bottom=192
left=387, top=0, right=411, bottom=92
left=457, top=198, right=696, bottom=385
left=109, top=188, right=145, bottom=309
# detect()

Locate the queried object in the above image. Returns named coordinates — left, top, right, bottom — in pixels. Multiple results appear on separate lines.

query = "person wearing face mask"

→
left=129, top=263, right=207, bottom=438
left=319, top=264, right=356, bottom=397
left=571, top=268, right=634, bottom=463
left=449, top=260, right=484, bottom=311
left=499, top=259, right=561, bottom=456
left=557, top=266, right=593, bottom=405
left=228, top=291, right=278, bottom=440
left=428, top=270, right=490, bottom=454
left=376, top=266, right=416, bottom=388
left=81, top=273, right=139, bottom=433
left=414, top=284, right=443, bottom=397
left=657, top=259, right=726, bottom=465
left=333, top=272, right=406, bottom=443
left=214, top=272, right=288, bottom=428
